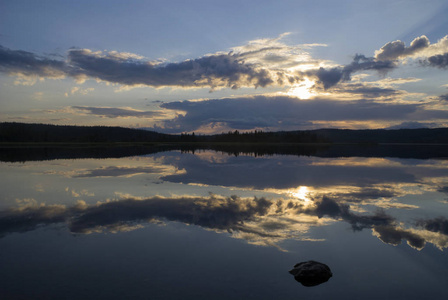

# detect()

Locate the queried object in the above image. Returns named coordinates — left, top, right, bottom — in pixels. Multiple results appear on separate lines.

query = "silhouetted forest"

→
left=0, top=122, right=175, bottom=143
left=2, top=122, right=448, bottom=144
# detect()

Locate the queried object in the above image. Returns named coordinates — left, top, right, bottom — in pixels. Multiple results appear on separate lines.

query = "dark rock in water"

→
left=289, top=260, right=332, bottom=287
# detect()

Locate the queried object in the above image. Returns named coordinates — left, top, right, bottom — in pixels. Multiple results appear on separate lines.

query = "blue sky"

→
left=1, top=0, right=448, bottom=133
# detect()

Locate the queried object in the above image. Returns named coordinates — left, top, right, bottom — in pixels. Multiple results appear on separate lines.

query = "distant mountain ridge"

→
left=1, top=122, right=448, bottom=144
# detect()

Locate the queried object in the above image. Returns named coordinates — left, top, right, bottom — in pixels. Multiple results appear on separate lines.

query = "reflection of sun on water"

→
left=287, top=78, right=315, bottom=99
left=288, top=186, right=312, bottom=204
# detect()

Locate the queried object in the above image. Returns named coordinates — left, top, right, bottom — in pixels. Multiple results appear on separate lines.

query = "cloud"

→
left=334, top=83, right=402, bottom=98
left=1, top=34, right=447, bottom=93
left=156, top=95, right=448, bottom=133
left=374, top=36, right=430, bottom=61
left=418, top=35, right=448, bottom=57
left=424, top=53, right=448, bottom=68
left=439, top=94, right=448, bottom=101
left=65, top=86, right=94, bottom=97
left=71, top=106, right=162, bottom=118
left=305, top=35, right=448, bottom=90
left=306, top=54, right=396, bottom=89
left=311, top=67, right=343, bottom=89
left=0, top=44, right=277, bottom=90
left=67, top=48, right=275, bottom=90
left=0, top=45, right=66, bottom=79
left=375, top=35, right=448, bottom=61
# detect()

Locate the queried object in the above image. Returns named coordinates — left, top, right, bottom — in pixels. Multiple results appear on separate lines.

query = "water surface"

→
left=1, top=146, right=447, bottom=299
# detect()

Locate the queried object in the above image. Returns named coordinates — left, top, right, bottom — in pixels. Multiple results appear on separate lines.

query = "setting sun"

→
left=287, top=78, right=316, bottom=99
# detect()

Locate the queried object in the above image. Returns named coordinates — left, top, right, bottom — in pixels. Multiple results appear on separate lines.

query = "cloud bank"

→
left=1, top=34, right=446, bottom=91
left=156, top=95, right=448, bottom=133
left=67, top=49, right=274, bottom=89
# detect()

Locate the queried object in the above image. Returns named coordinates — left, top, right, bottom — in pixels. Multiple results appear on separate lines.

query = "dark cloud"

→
left=375, top=36, right=430, bottom=61
left=439, top=94, right=448, bottom=101
left=157, top=95, right=448, bottom=133
left=437, top=186, right=448, bottom=195
left=343, top=54, right=396, bottom=78
left=307, top=54, right=396, bottom=89
left=373, top=225, right=426, bottom=249
left=0, top=45, right=275, bottom=89
left=416, top=217, right=448, bottom=235
left=313, top=67, right=343, bottom=89
left=67, top=49, right=274, bottom=89
left=0, top=45, right=66, bottom=78
left=71, top=106, right=162, bottom=118
left=338, top=83, right=401, bottom=98
left=342, top=187, right=397, bottom=202
left=424, top=53, right=448, bottom=68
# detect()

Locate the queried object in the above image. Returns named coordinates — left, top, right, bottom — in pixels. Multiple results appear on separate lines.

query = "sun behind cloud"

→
left=287, top=78, right=316, bottom=99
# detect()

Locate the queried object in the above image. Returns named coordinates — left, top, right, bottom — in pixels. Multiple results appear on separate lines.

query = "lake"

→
left=1, top=145, right=447, bottom=299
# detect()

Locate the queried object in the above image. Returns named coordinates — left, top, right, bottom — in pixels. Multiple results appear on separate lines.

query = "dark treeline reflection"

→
left=0, top=145, right=175, bottom=162
left=1, top=194, right=447, bottom=250
left=1, top=143, right=448, bottom=162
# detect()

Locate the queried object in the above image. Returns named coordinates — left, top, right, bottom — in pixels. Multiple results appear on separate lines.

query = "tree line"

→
left=1, top=122, right=448, bottom=144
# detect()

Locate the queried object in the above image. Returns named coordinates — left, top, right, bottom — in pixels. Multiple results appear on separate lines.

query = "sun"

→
left=287, top=78, right=315, bottom=99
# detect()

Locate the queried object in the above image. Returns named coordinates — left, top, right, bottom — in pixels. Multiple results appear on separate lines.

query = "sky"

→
left=1, top=0, right=448, bottom=134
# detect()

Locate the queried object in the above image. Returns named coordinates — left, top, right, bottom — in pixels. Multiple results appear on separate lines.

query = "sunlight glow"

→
left=287, top=78, right=315, bottom=99
left=288, top=186, right=312, bottom=204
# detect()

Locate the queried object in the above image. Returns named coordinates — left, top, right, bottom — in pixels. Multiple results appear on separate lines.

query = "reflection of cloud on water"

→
left=310, top=157, right=403, bottom=167
left=1, top=194, right=446, bottom=250
left=416, top=217, right=448, bottom=235
left=68, top=165, right=184, bottom=178
left=192, top=151, right=232, bottom=164
left=269, top=184, right=421, bottom=212
left=372, top=225, right=448, bottom=250
left=372, top=225, right=427, bottom=250
left=38, top=156, right=185, bottom=179
left=159, top=152, right=448, bottom=191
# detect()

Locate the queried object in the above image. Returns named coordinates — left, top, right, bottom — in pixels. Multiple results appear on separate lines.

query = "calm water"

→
left=0, top=146, right=447, bottom=299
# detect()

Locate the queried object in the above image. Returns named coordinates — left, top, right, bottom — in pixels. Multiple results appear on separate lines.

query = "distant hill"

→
left=0, top=122, right=174, bottom=143
left=1, top=122, right=448, bottom=144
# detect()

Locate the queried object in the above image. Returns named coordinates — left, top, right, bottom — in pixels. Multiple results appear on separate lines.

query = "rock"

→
left=289, top=260, right=332, bottom=287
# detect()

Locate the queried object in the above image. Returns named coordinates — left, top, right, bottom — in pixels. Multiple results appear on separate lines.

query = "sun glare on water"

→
left=288, top=186, right=312, bottom=205
left=287, top=78, right=315, bottom=99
